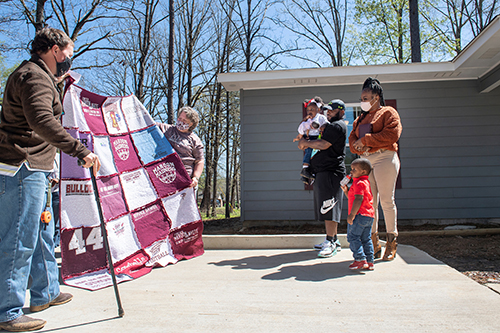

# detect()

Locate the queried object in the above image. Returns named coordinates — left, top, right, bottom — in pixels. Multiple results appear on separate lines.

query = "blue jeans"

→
left=347, top=215, right=375, bottom=263
left=0, top=164, right=60, bottom=322
left=303, top=148, right=312, bottom=164
left=302, top=135, right=318, bottom=165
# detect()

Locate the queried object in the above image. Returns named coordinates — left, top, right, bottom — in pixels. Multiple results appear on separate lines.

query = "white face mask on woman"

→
left=360, top=101, right=372, bottom=112
left=176, top=120, right=191, bottom=131
left=360, top=96, right=378, bottom=112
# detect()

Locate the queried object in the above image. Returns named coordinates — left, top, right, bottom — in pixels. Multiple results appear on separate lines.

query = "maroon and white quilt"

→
left=59, top=77, right=204, bottom=291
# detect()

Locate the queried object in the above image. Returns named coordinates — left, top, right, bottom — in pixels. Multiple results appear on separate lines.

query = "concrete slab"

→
left=25, top=243, right=499, bottom=332
left=486, top=283, right=500, bottom=294
left=202, top=234, right=352, bottom=249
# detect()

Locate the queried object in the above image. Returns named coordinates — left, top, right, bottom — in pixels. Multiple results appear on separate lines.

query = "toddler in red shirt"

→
left=341, top=158, right=375, bottom=270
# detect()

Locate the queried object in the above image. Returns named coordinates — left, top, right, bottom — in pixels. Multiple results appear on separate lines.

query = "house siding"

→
left=240, top=80, right=500, bottom=223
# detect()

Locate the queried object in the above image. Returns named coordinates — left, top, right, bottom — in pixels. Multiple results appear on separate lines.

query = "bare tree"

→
left=226, top=91, right=240, bottom=216
left=353, top=0, right=410, bottom=64
left=195, top=0, right=240, bottom=216
left=273, top=0, right=348, bottom=67
left=91, top=0, right=170, bottom=118
left=167, top=0, right=174, bottom=123
left=16, top=0, right=122, bottom=59
left=18, top=0, right=48, bottom=31
left=466, top=0, right=499, bottom=36
left=229, top=0, right=271, bottom=71
left=175, top=0, right=212, bottom=108
left=421, top=0, right=470, bottom=55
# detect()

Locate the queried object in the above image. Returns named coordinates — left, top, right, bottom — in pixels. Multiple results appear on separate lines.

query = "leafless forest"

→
left=1, top=0, right=498, bottom=216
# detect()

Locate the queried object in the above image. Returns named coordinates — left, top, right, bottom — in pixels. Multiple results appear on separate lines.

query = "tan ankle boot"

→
left=371, top=232, right=382, bottom=259
left=383, top=233, right=397, bottom=261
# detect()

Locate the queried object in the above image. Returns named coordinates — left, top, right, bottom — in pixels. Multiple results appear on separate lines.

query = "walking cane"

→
left=79, top=159, right=125, bottom=317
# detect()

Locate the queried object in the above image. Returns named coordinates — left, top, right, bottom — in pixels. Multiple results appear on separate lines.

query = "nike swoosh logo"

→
left=320, top=198, right=337, bottom=214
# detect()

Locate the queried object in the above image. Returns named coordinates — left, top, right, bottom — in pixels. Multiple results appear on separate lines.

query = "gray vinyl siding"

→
left=240, top=80, right=500, bottom=222
left=389, top=80, right=500, bottom=220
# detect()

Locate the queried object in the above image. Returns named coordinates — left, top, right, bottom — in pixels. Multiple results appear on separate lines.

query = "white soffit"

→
left=219, top=16, right=500, bottom=92
left=453, top=16, right=500, bottom=78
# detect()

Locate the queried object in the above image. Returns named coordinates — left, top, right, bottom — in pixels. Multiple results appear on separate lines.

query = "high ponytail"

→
left=362, top=77, right=385, bottom=106
left=353, top=77, right=385, bottom=130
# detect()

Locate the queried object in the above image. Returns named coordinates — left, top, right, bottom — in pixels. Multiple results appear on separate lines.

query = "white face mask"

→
left=176, top=120, right=191, bottom=131
left=360, top=101, right=372, bottom=112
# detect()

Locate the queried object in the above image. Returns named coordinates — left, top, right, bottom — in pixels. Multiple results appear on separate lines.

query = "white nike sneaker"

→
left=334, top=239, right=342, bottom=252
left=314, top=239, right=341, bottom=252
left=318, top=241, right=338, bottom=258
left=314, top=239, right=330, bottom=251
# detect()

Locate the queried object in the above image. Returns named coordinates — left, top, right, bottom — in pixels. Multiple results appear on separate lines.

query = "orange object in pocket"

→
left=41, top=210, right=52, bottom=224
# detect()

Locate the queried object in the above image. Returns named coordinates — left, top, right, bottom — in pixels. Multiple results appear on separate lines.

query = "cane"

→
left=78, top=159, right=125, bottom=317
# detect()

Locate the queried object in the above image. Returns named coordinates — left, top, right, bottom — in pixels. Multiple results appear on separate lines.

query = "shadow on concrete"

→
left=261, top=261, right=363, bottom=282
left=18, top=314, right=121, bottom=332
left=208, top=250, right=318, bottom=270
left=395, top=245, right=445, bottom=266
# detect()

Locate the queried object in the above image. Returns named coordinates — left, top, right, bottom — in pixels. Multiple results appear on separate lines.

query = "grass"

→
left=200, top=207, right=240, bottom=220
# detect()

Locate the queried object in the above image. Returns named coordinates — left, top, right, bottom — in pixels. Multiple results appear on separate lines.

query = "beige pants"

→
left=366, top=150, right=400, bottom=236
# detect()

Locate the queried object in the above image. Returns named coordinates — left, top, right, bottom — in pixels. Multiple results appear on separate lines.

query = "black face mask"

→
left=54, top=55, right=72, bottom=77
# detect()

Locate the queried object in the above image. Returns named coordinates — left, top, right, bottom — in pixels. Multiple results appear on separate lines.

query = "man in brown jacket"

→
left=0, top=28, right=100, bottom=332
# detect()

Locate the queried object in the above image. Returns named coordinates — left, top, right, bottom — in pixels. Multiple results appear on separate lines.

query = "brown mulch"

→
left=203, top=218, right=500, bottom=286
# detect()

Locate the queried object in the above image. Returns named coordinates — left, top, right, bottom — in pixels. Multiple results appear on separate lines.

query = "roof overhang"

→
left=219, top=16, right=500, bottom=93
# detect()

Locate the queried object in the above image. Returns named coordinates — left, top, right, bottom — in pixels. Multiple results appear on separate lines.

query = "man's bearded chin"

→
left=328, top=113, right=342, bottom=122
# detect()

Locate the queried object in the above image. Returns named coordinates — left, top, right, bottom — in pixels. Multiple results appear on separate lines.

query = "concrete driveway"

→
left=25, top=236, right=500, bottom=332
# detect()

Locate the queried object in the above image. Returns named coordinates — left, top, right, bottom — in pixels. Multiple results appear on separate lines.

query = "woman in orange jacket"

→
left=349, top=77, right=402, bottom=261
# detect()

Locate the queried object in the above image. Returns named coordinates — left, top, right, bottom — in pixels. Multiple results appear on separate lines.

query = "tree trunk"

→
left=397, top=6, right=403, bottom=63
left=409, top=0, right=421, bottom=62
left=35, top=0, right=48, bottom=31
left=210, top=82, right=223, bottom=217
left=167, top=0, right=175, bottom=124
left=200, top=98, right=215, bottom=214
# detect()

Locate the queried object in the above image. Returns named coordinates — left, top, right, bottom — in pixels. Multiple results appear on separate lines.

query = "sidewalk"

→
left=26, top=235, right=500, bottom=332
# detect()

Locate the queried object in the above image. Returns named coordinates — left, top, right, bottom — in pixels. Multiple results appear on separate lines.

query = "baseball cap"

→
left=327, top=99, right=345, bottom=111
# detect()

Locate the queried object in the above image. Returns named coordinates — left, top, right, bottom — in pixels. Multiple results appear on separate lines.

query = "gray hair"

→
left=178, top=106, right=199, bottom=131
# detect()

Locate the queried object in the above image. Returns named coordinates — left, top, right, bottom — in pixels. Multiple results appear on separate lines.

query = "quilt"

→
left=59, top=77, right=204, bottom=291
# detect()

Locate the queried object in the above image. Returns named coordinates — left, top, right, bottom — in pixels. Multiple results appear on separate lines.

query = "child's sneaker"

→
left=300, top=168, right=315, bottom=180
left=349, top=260, right=368, bottom=270
left=364, top=262, right=374, bottom=270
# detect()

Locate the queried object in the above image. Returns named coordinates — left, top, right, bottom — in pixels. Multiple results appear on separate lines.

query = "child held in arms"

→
left=293, top=97, right=329, bottom=185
